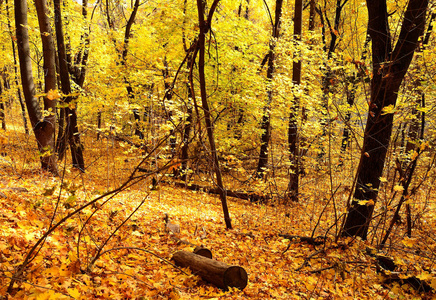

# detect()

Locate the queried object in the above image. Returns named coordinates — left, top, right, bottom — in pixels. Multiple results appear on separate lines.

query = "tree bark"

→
left=317, top=0, right=348, bottom=158
left=341, top=0, right=428, bottom=239
left=15, top=0, right=58, bottom=174
left=256, top=0, right=283, bottom=178
left=6, top=0, right=29, bottom=135
left=339, top=34, right=370, bottom=160
left=172, top=250, right=248, bottom=290
left=54, top=0, right=85, bottom=171
left=0, top=75, right=5, bottom=130
left=287, top=0, right=302, bottom=202
left=196, top=0, right=232, bottom=229
left=122, top=0, right=143, bottom=140
left=34, top=0, right=58, bottom=172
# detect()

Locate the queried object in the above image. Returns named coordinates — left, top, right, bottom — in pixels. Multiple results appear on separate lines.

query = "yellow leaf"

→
left=431, top=278, right=436, bottom=290
left=420, top=141, right=429, bottom=151
left=402, top=238, right=417, bottom=247
left=68, top=288, right=81, bottom=299
left=379, top=177, right=387, bottom=183
left=393, top=185, right=404, bottom=192
left=417, top=272, right=432, bottom=281
left=357, top=200, right=369, bottom=205
left=47, top=89, right=61, bottom=100
left=381, top=104, right=397, bottom=115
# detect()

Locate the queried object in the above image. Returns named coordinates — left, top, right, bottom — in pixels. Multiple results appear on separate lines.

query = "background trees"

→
left=1, top=0, right=435, bottom=253
left=2, top=0, right=436, bottom=298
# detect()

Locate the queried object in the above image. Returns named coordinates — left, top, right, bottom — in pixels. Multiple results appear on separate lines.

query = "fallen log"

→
left=172, top=250, right=248, bottom=290
left=279, top=234, right=326, bottom=246
left=365, top=247, right=433, bottom=293
left=169, top=181, right=268, bottom=203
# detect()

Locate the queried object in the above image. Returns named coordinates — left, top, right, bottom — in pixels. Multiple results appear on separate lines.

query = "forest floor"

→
left=1, top=126, right=436, bottom=299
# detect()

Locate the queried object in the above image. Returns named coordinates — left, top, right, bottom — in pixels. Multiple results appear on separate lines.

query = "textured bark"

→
left=317, top=0, right=348, bottom=158
left=256, top=0, right=283, bottom=178
left=179, top=76, right=193, bottom=180
left=54, top=0, right=85, bottom=171
left=196, top=0, right=232, bottom=229
left=35, top=0, right=58, bottom=173
left=15, top=0, right=57, bottom=174
left=121, top=0, right=142, bottom=140
left=287, top=0, right=302, bottom=202
left=0, top=76, right=5, bottom=130
left=172, top=251, right=248, bottom=290
left=342, top=0, right=428, bottom=239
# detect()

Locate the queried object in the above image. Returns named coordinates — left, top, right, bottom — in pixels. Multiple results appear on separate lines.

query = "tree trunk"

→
left=196, top=0, right=232, bottom=229
left=35, top=0, right=58, bottom=171
left=54, top=0, right=85, bottom=171
left=339, top=34, right=370, bottom=160
left=6, top=0, right=29, bottom=134
left=163, top=56, right=177, bottom=157
left=317, top=0, right=348, bottom=159
left=15, top=0, right=58, bottom=174
left=0, top=75, right=5, bottom=130
left=256, top=0, right=283, bottom=178
left=287, top=0, right=302, bottom=202
left=122, top=0, right=142, bottom=140
left=179, top=76, right=193, bottom=180
left=341, top=0, right=428, bottom=239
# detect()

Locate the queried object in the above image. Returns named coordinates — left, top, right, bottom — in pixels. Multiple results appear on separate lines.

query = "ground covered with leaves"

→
left=1, top=129, right=436, bottom=299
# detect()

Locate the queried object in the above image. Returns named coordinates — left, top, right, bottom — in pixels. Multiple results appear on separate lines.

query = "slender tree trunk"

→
left=6, top=0, right=29, bottom=134
left=256, top=0, right=283, bottom=178
left=179, top=53, right=194, bottom=180
left=196, top=0, right=232, bottom=229
left=163, top=56, right=177, bottom=157
left=317, top=0, right=348, bottom=159
left=339, top=34, right=370, bottom=160
left=96, top=109, right=102, bottom=140
left=339, top=75, right=356, bottom=156
left=15, top=0, right=58, bottom=174
left=0, top=78, right=5, bottom=130
left=341, top=0, right=428, bottom=239
left=287, top=0, right=302, bottom=202
left=180, top=104, right=192, bottom=180
left=54, top=0, right=85, bottom=171
left=121, top=0, right=142, bottom=140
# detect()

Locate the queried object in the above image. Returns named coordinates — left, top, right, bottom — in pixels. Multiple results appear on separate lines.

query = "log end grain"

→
left=224, top=266, right=248, bottom=290
left=193, top=247, right=213, bottom=259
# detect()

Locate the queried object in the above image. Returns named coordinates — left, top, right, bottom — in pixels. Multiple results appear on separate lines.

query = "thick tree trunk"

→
left=15, top=0, right=58, bottom=174
left=172, top=251, right=248, bottom=290
left=256, top=0, right=283, bottom=178
left=35, top=0, right=58, bottom=172
left=342, top=0, right=428, bottom=239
